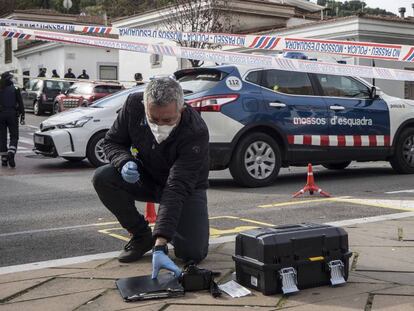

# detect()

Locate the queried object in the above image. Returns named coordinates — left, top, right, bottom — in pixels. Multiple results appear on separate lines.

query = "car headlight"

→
left=57, top=116, right=92, bottom=129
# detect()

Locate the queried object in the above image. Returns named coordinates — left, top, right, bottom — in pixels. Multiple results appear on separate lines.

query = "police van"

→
left=35, top=65, right=414, bottom=187
left=177, top=64, right=414, bottom=187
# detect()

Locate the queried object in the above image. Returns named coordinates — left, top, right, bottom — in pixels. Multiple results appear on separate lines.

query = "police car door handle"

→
left=330, top=105, right=345, bottom=111
left=269, top=102, right=286, bottom=108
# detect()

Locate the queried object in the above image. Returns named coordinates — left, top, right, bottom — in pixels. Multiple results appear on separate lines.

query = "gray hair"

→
left=143, top=77, right=184, bottom=111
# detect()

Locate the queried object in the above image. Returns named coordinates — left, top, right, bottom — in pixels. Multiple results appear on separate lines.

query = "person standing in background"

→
left=52, top=69, right=60, bottom=78
left=135, top=73, right=144, bottom=86
left=0, top=72, right=25, bottom=168
left=78, top=70, right=90, bottom=80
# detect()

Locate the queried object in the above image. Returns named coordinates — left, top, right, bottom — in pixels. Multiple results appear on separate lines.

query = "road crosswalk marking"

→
left=6, top=134, right=35, bottom=154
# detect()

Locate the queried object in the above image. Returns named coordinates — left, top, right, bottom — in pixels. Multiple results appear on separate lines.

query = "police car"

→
left=34, top=66, right=414, bottom=187
left=178, top=64, right=414, bottom=187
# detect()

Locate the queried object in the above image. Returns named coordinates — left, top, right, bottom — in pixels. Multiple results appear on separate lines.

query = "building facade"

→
left=111, top=0, right=323, bottom=84
left=0, top=10, right=119, bottom=86
left=227, top=14, right=414, bottom=99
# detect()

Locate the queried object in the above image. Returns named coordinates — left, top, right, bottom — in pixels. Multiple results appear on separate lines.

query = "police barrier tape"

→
left=8, top=72, right=139, bottom=85
left=2, top=18, right=414, bottom=63
left=2, top=25, right=414, bottom=82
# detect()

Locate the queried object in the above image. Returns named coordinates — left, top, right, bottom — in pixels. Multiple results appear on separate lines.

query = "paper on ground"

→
left=218, top=280, right=252, bottom=298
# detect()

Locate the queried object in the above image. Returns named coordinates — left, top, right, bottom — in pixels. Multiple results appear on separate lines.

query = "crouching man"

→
left=93, top=78, right=210, bottom=278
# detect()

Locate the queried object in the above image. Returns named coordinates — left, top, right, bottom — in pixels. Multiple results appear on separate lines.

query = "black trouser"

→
left=92, top=164, right=210, bottom=263
left=0, top=111, right=19, bottom=160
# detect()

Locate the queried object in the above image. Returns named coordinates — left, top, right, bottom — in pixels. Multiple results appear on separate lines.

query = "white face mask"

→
left=147, top=119, right=177, bottom=144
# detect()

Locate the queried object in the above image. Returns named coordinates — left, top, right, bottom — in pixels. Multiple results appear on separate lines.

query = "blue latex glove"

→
left=121, top=161, right=140, bottom=184
left=152, top=250, right=182, bottom=279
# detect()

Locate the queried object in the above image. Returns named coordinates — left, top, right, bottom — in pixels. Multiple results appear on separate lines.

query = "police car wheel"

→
left=322, top=161, right=351, bottom=170
left=86, top=132, right=109, bottom=167
left=390, top=128, right=414, bottom=174
left=229, top=132, right=281, bottom=187
left=63, top=157, right=85, bottom=162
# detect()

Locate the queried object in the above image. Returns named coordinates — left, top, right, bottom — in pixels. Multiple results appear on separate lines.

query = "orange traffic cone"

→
left=145, top=202, right=157, bottom=224
left=293, top=163, right=330, bottom=198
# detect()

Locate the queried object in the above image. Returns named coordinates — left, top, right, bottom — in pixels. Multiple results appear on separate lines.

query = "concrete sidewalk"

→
left=1, top=217, right=413, bottom=311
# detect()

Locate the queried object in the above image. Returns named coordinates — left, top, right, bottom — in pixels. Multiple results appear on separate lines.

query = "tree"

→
left=0, top=0, right=16, bottom=15
left=160, top=0, right=235, bottom=67
left=318, top=0, right=395, bottom=17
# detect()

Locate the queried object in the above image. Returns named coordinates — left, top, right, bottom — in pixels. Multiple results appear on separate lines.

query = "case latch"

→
left=328, top=260, right=346, bottom=286
left=279, top=267, right=299, bottom=294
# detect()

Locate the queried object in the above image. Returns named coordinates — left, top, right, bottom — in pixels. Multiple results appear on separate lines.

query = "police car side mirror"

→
left=370, top=86, right=379, bottom=99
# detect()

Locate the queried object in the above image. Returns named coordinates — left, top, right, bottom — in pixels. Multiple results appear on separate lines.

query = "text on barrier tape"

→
left=2, top=25, right=414, bottom=82
left=2, top=18, right=414, bottom=63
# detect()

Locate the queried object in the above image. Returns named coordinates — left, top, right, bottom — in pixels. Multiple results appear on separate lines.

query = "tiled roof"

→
left=3, top=9, right=106, bottom=25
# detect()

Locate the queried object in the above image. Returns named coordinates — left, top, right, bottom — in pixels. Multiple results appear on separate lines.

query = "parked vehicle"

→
left=34, top=86, right=143, bottom=167
left=34, top=67, right=414, bottom=187
left=55, top=82, right=124, bottom=113
left=21, top=79, right=70, bottom=115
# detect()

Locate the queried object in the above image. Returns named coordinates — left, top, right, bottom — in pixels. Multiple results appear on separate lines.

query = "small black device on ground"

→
left=180, top=264, right=222, bottom=297
left=233, top=223, right=352, bottom=295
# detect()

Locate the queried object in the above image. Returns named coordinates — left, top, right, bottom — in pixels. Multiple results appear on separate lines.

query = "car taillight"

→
left=187, top=94, right=239, bottom=112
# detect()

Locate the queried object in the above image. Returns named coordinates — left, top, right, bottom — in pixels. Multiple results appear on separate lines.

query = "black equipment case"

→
left=233, top=223, right=352, bottom=295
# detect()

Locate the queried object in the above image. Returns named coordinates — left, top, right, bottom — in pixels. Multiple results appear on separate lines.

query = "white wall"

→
left=16, top=44, right=119, bottom=84
left=63, top=45, right=119, bottom=80
left=118, top=36, right=180, bottom=87
left=18, top=45, right=65, bottom=80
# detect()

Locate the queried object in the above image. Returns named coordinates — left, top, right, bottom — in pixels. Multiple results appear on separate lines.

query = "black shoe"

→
left=118, top=231, right=154, bottom=263
left=8, top=152, right=15, bottom=168
left=1, top=157, right=7, bottom=167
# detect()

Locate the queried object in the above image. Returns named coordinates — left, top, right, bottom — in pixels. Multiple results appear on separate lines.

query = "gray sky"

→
left=310, top=0, right=414, bottom=15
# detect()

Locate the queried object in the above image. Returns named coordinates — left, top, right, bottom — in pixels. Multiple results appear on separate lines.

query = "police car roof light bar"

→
left=292, top=163, right=330, bottom=198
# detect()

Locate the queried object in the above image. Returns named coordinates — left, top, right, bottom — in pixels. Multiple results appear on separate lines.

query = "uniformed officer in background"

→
left=0, top=72, right=25, bottom=168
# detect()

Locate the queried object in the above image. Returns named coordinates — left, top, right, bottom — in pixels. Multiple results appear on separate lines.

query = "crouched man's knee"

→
left=92, top=164, right=118, bottom=189
left=174, top=243, right=209, bottom=264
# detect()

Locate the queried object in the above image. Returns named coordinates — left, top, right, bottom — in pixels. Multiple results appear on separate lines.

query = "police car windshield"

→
left=178, top=71, right=225, bottom=95
left=91, top=87, right=143, bottom=108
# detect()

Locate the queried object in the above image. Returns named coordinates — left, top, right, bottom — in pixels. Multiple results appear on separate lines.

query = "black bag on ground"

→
left=180, top=264, right=222, bottom=298
left=233, top=223, right=352, bottom=295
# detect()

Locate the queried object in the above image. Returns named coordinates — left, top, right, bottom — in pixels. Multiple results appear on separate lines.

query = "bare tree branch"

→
left=160, top=0, right=235, bottom=67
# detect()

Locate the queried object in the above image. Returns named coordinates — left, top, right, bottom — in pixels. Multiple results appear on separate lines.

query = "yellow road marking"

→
left=98, top=216, right=276, bottom=241
left=210, top=226, right=259, bottom=238
left=238, top=218, right=274, bottom=227
left=331, top=198, right=414, bottom=212
left=209, top=215, right=239, bottom=220
left=258, top=196, right=350, bottom=208
left=98, top=228, right=130, bottom=242
left=91, top=221, right=119, bottom=226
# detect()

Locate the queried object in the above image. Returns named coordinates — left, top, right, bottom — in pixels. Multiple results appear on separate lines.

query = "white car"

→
left=33, top=86, right=143, bottom=166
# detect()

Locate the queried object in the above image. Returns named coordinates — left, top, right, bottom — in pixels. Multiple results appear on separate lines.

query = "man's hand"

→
left=19, top=115, right=25, bottom=125
left=121, top=161, right=140, bottom=183
left=151, top=250, right=181, bottom=279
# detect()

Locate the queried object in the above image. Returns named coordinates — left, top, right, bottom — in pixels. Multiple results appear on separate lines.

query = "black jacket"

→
left=103, top=92, right=209, bottom=241
left=0, top=84, right=24, bottom=115
left=64, top=72, right=76, bottom=79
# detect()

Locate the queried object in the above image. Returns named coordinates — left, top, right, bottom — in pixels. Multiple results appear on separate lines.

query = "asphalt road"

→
left=1, top=113, right=414, bottom=267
